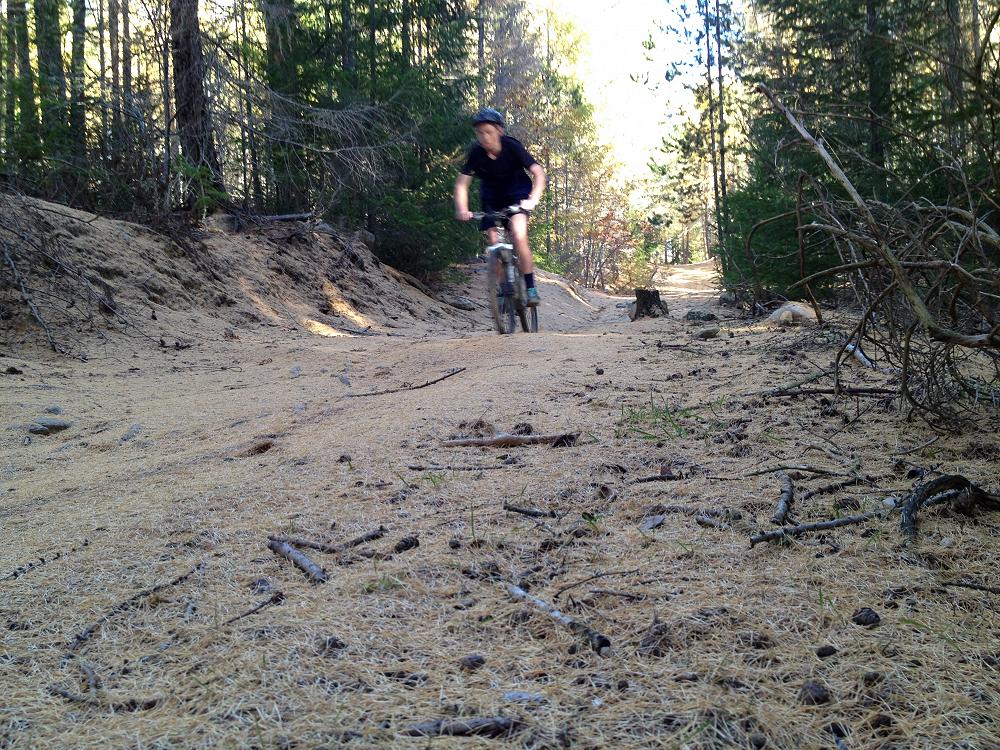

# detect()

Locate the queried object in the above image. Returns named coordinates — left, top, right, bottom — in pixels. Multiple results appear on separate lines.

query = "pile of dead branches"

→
left=760, top=85, right=1000, bottom=425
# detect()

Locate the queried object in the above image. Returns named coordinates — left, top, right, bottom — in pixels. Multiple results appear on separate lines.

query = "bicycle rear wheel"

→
left=514, top=273, right=530, bottom=332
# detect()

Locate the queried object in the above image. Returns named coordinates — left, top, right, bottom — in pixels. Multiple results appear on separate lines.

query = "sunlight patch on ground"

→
left=301, top=318, right=350, bottom=337
left=321, top=280, right=376, bottom=330
left=237, top=278, right=283, bottom=324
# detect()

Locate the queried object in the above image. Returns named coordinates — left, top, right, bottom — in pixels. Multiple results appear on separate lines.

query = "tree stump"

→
left=630, top=289, right=668, bottom=320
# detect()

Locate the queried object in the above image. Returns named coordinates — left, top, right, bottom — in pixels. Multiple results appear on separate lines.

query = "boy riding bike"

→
left=453, top=108, right=547, bottom=306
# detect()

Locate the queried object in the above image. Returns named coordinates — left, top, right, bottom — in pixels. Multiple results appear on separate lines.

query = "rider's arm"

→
left=520, top=163, right=546, bottom=211
left=454, top=173, right=474, bottom=221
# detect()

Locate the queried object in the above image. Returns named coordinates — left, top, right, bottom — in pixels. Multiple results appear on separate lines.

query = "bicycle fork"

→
left=489, top=243, right=516, bottom=297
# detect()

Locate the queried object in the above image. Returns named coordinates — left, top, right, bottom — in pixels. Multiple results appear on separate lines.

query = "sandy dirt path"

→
left=3, top=261, right=998, bottom=750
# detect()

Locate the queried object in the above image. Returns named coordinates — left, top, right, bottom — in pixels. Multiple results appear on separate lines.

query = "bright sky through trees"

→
left=529, top=0, right=695, bottom=182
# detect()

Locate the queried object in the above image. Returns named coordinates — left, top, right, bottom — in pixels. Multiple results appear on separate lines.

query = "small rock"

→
left=851, top=607, right=881, bottom=627
left=749, top=733, right=768, bottom=749
left=694, top=326, right=720, bottom=340
left=615, top=301, right=631, bottom=309
left=459, top=654, right=486, bottom=671
left=293, top=402, right=306, bottom=415
left=595, top=367, right=604, bottom=375
left=290, top=365, right=302, bottom=378
left=799, top=680, right=831, bottom=705
left=816, top=645, right=838, bottom=658
left=338, top=373, right=351, bottom=386
left=5, top=366, right=24, bottom=375
left=882, top=496, right=899, bottom=509
left=719, top=290, right=737, bottom=306
left=29, top=417, right=72, bottom=435
left=44, top=406, right=63, bottom=415
left=503, top=690, right=546, bottom=704
left=684, top=310, right=719, bottom=322
left=318, top=636, right=348, bottom=656
left=119, top=424, right=142, bottom=443
left=394, top=536, right=419, bottom=553
left=447, top=296, right=478, bottom=311
left=338, top=454, right=352, bottom=464
left=939, top=536, right=955, bottom=548
left=639, top=514, right=666, bottom=532
left=448, top=538, right=461, bottom=549
left=249, top=578, right=272, bottom=594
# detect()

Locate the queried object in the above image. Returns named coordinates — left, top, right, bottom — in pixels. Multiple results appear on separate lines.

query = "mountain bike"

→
left=473, top=206, right=539, bottom=334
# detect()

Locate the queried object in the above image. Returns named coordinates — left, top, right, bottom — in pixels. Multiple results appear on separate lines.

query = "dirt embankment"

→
left=2, top=199, right=999, bottom=750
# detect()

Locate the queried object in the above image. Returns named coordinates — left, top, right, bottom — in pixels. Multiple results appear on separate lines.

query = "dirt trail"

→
left=3, top=236, right=999, bottom=749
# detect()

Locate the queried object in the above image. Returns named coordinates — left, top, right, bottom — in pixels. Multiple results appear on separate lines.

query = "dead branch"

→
left=942, top=580, right=1000, bottom=596
left=799, top=477, right=866, bottom=503
left=553, top=569, right=640, bottom=600
left=503, top=503, right=557, bottom=519
left=505, top=583, right=611, bottom=656
left=63, top=563, right=204, bottom=662
left=405, top=717, right=520, bottom=738
left=750, top=509, right=885, bottom=547
left=695, top=514, right=733, bottom=531
left=771, top=473, right=795, bottom=525
left=267, top=539, right=328, bottom=583
left=745, top=464, right=846, bottom=478
left=899, top=475, right=999, bottom=543
left=269, top=526, right=386, bottom=555
left=443, top=432, right=580, bottom=448
left=1, top=238, right=61, bottom=352
left=47, top=684, right=160, bottom=712
left=223, top=591, right=285, bottom=626
left=348, top=368, right=466, bottom=397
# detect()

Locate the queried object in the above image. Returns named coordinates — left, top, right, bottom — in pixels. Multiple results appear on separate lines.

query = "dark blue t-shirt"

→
left=461, top=136, right=537, bottom=201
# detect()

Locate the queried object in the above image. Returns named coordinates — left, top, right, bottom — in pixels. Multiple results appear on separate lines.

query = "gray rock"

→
left=44, top=405, right=63, bottom=415
left=615, top=301, right=631, bottom=309
left=290, top=365, right=302, bottom=378
left=939, top=536, right=955, bottom=548
left=29, top=417, right=72, bottom=435
left=120, top=424, right=142, bottom=443
left=719, top=290, right=738, bottom=306
left=685, top=310, right=719, bottom=322
left=338, top=373, right=351, bottom=386
left=639, top=514, right=666, bottom=531
left=694, top=326, right=721, bottom=340
left=460, top=654, right=486, bottom=671
left=293, top=402, right=306, bottom=415
left=503, top=690, right=546, bottom=704
left=447, top=296, right=478, bottom=311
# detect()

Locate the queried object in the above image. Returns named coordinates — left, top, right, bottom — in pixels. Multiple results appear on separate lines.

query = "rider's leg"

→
left=509, top=213, right=535, bottom=278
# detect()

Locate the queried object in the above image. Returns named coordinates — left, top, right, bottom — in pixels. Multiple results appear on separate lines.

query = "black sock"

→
left=524, top=272, right=535, bottom=289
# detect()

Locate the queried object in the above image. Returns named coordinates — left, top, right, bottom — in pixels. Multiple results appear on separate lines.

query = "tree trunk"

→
left=700, top=0, right=720, bottom=253
left=341, top=0, right=355, bottom=79
left=109, top=0, right=121, bottom=138
left=863, top=0, right=890, bottom=173
left=97, top=0, right=109, bottom=161
left=713, top=0, right=728, bottom=240
left=9, top=0, right=41, bottom=161
left=35, top=0, right=67, bottom=155
left=262, top=0, right=298, bottom=210
left=123, top=0, right=133, bottom=109
left=402, top=0, right=411, bottom=68
left=3, top=6, right=15, bottom=155
left=631, top=289, right=668, bottom=320
left=477, top=0, right=485, bottom=106
left=70, top=0, right=87, bottom=152
left=170, top=0, right=226, bottom=200
left=369, top=0, right=377, bottom=100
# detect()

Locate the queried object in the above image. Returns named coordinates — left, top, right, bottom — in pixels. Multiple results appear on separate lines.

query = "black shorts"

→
left=479, top=188, right=531, bottom=231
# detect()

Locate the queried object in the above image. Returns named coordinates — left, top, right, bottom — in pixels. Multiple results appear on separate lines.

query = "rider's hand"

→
left=519, top=197, right=539, bottom=212
left=456, top=210, right=474, bottom=222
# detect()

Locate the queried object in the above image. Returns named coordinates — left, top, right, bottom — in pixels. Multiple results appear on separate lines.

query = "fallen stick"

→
left=405, top=717, right=520, bottom=738
left=408, top=464, right=507, bottom=472
left=750, top=510, right=885, bottom=547
left=799, top=477, right=865, bottom=503
left=898, top=475, right=998, bottom=543
left=267, top=539, right=328, bottom=583
left=631, top=474, right=684, bottom=484
left=942, top=581, right=1000, bottom=596
left=268, top=526, right=386, bottom=555
left=348, top=367, right=466, bottom=398
left=223, top=591, right=285, bottom=626
left=553, top=569, right=640, bottom=600
left=506, top=583, right=611, bottom=656
left=745, top=464, right=845, bottom=478
left=771, top=473, right=795, bottom=525
left=443, top=432, right=579, bottom=448
left=47, top=684, right=160, bottom=712
left=763, top=387, right=897, bottom=398
left=63, top=563, right=204, bottom=662
left=696, top=514, right=732, bottom=531
left=503, top=503, right=557, bottom=519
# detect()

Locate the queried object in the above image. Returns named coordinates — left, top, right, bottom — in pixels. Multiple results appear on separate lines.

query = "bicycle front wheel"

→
left=486, top=252, right=506, bottom=334
left=528, top=306, right=539, bottom=333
